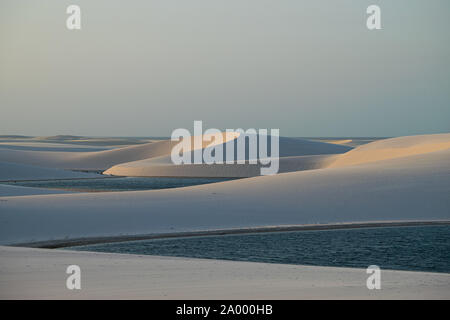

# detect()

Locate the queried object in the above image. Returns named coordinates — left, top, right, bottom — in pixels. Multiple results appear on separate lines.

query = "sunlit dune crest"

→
left=327, top=133, right=450, bottom=168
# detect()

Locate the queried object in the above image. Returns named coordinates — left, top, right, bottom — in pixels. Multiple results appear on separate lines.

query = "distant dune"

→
left=0, top=134, right=351, bottom=177
left=0, top=140, right=173, bottom=171
left=0, top=161, right=100, bottom=182
left=33, top=135, right=85, bottom=141
left=103, top=154, right=335, bottom=178
left=320, top=139, right=353, bottom=145
left=0, top=133, right=449, bottom=244
left=103, top=136, right=350, bottom=177
left=0, top=142, right=109, bottom=152
left=0, top=135, right=33, bottom=139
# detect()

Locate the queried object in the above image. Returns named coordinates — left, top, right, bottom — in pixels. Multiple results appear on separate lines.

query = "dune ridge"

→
left=0, top=133, right=449, bottom=244
left=1, top=146, right=448, bottom=244
left=0, top=134, right=449, bottom=301
left=103, top=136, right=350, bottom=177
left=327, top=133, right=450, bottom=168
left=0, top=134, right=351, bottom=177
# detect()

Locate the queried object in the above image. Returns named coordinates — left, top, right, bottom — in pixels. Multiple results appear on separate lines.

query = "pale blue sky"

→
left=1, top=0, right=449, bottom=137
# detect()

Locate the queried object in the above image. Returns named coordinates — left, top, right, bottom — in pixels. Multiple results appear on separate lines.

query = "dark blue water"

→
left=5, top=177, right=234, bottom=192
left=69, top=225, right=450, bottom=273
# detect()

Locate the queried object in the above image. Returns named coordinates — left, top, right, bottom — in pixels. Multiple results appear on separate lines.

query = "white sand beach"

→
left=1, top=245, right=449, bottom=300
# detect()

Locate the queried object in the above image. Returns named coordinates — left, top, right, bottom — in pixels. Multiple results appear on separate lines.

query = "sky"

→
left=1, top=0, right=449, bottom=137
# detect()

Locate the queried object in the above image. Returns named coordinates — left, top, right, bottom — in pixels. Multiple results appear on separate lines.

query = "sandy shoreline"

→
left=14, top=220, right=450, bottom=249
left=1, top=245, right=449, bottom=300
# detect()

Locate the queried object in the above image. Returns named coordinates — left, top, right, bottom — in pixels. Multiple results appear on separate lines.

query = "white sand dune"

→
left=0, top=184, right=71, bottom=197
left=307, top=137, right=382, bottom=147
left=0, top=141, right=109, bottom=152
left=0, top=133, right=449, bottom=300
left=103, top=154, right=336, bottom=178
left=103, top=136, right=350, bottom=177
left=327, top=133, right=450, bottom=168
left=30, top=135, right=153, bottom=145
left=0, top=140, right=174, bottom=170
left=1, top=246, right=449, bottom=299
left=0, top=135, right=153, bottom=147
left=0, top=136, right=221, bottom=170
left=1, top=144, right=448, bottom=244
left=0, top=161, right=100, bottom=182
left=0, top=133, right=448, bottom=245
left=0, top=135, right=351, bottom=176
left=33, top=135, right=85, bottom=141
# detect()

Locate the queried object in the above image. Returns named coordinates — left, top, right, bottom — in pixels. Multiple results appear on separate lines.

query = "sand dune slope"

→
left=103, top=136, right=350, bottom=177
left=0, top=140, right=177, bottom=170
left=0, top=161, right=100, bottom=182
left=0, top=142, right=108, bottom=152
left=1, top=147, right=448, bottom=244
left=103, top=154, right=337, bottom=178
left=0, top=135, right=351, bottom=175
left=327, top=133, right=450, bottom=168
left=0, top=184, right=71, bottom=197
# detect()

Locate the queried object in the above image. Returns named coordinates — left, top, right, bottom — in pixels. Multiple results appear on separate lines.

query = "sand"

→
left=0, top=161, right=101, bottom=182
left=0, top=184, right=72, bottom=197
left=0, top=139, right=449, bottom=244
left=327, top=133, right=450, bottom=168
left=103, top=136, right=350, bottom=177
left=0, top=133, right=449, bottom=299
left=1, top=246, right=449, bottom=300
left=0, top=134, right=350, bottom=174
left=0, top=140, right=173, bottom=170
left=102, top=154, right=336, bottom=178
left=0, top=141, right=109, bottom=152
